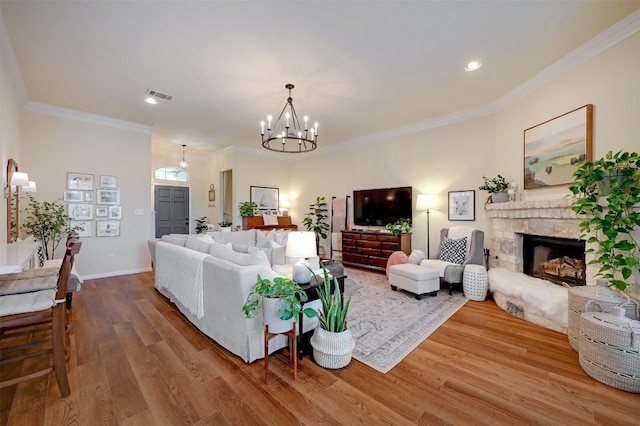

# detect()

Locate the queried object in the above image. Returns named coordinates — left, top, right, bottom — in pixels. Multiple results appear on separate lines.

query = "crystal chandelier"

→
left=260, top=84, right=318, bottom=153
left=179, top=144, right=189, bottom=169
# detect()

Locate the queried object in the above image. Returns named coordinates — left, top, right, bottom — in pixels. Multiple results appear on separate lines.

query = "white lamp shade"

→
left=10, top=172, right=29, bottom=187
left=22, top=181, right=37, bottom=193
left=416, top=193, right=438, bottom=211
left=285, top=231, right=317, bottom=258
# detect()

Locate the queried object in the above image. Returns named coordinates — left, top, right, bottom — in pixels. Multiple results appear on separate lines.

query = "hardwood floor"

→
left=1, top=269, right=638, bottom=425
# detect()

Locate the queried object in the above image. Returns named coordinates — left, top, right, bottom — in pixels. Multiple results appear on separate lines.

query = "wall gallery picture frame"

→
left=63, top=190, right=82, bottom=202
left=108, top=206, right=122, bottom=220
left=250, top=186, right=279, bottom=210
left=100, top=175, right=117, bottom=188
left=84, top=191, right=94, bottom=202
left=95, top=206, right=108, bottom=217
left=96, top=220, right=120, bottom=237
left=523, top=104, right=593, bottom=189
left=67, top=172, right=94, bottom=191
left=68, top=203, right=94, bottom=220
left=70, top=220, right=91, bottom=237
left=97, top=189, right=120, bottom=205
left=448, top=190, right=475, bottom=221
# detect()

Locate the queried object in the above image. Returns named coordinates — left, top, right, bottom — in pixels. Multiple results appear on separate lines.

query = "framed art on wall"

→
left=67, top=173, right=94, bottom=191
left=100, top=175, right=117, bottom=188
left=70, top=220, right=91, bottom=237
left=96, top=207, right=108, bottom=217
left=97, top=189, right=120, bottom=205
left=250, top=186, right=279, bottom=210
left=96, top=220, right=120, bottom=237
left=63, top=191, right=82, bottom=202
left=448, top=190, right=475, bottom=221
left=68, top=203, right=94, bottom=220
left=108, top=206, right=122, bottom=219
left=524, top=104, right=593, bottom=189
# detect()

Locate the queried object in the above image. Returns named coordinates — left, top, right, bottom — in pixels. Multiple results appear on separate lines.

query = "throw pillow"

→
left=274, top=230, right=289, bottom=246
left=408, top=249, right=427, bottom=264
left=439, top=236, right=467, bottom=264
left=198, top=234, right=214, bottom=244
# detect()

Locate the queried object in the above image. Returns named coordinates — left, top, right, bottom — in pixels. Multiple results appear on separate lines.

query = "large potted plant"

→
left=239, top=201, right=259, bottom=229
left=303, top=196, right=329, bottom=255
left=569, top=150, right=640, bottom=292
left=479, top=174, right=510, bottom=203
left=21, top=197, right=72, bottom=260
left=310, top=268, right=354, bottom=369
left=242, top=275, right=317, bottom=333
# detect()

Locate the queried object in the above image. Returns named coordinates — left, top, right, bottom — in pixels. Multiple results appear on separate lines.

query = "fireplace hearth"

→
left=522, top=234, right=586, bottom=286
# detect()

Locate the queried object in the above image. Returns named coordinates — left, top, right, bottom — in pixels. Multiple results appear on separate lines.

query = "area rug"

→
left=343, top=267, right=468, bottom=374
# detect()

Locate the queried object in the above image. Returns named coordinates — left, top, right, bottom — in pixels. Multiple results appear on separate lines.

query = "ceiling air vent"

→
left=146, top=89, right=174, bottom=101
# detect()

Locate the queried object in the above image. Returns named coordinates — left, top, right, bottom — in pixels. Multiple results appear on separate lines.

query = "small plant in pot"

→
left=309, top=267, right=354, bottom=369
left=385, top=219, right=412, bottom=236
left=242, top=275, right=317, bottom=333
left=218, top=215, right=233, bottom=232
left=195, top=216, right=208, bottom=234
left=239, top=201, right=258, bottom=217
left=569, top=150, right=640, bottom=292
left=479, top=174, right=510, bottom=203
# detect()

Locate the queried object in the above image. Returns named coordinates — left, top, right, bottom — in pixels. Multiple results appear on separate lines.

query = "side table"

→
left=264, top=323, right=297, bottom=384
left=463, top=264, right=488, bottom=301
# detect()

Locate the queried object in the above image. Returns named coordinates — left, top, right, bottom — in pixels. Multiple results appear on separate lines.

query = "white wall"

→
left=21, top=111, right=153, bottom=279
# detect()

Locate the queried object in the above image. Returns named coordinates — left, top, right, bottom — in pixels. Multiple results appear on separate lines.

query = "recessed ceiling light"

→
left=144, top=96, right=158, bottom=105
left=465, top=60, right=482, bottom=72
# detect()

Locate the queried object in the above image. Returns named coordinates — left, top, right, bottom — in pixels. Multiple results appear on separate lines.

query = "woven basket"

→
left=310, top=326, right=355, bottom=369
left=567, top=280, right=638, bottom=352
left=579, top=307, right=640, bottom=393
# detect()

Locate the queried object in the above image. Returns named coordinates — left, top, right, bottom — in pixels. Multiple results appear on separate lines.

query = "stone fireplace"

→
left=522, top=234, right=586, bottom=286
left=485, top=198, right=597, bottom=286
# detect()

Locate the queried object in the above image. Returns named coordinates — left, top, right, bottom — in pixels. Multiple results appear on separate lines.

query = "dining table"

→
left=0, top=241, right=39, bottom=274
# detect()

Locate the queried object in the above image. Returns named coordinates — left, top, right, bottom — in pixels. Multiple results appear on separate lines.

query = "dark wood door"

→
left=154, top=185, right=189, bottom=238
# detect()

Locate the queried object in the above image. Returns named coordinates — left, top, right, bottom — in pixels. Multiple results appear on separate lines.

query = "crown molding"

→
left=493, top=9, right=640, bottom=111
left=23, top=101, right=153, bottom=134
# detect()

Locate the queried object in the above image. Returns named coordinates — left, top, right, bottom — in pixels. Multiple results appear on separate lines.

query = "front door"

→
left=154, top=185, right=189, bottom=237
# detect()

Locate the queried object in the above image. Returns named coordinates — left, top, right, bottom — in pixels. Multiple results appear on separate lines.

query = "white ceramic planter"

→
left=491, top=192, right=509, bottom=203
left=262, top=297, right=294, bottom=334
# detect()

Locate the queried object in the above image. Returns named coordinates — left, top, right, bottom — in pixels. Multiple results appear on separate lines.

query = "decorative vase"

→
left=262, top=297, right=294, bottom=334
left=220, top=226, right=231, bottom=233
left=310, top=326, right=355, bottom=369
left=491, top=192, right=509, bottom=203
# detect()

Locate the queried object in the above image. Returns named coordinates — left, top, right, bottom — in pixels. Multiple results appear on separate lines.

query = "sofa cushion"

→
left=274, top=229, right=290, bottom=246
left=408, top=249, right=427, bottom=264
left=212, top=230, right=257, bottom=247
left=257, top=229, right=276, bottom=244
left=185, top=235, right=215, bottom=252
left=209, top=243, right=271, bottom=267
left=160, top=234, right=187, bottom=246
left=439, top=236, right=467, bottom=264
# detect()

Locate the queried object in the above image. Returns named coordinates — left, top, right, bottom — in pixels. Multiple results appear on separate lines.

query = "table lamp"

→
left=286, top=231, right=317, bottom=284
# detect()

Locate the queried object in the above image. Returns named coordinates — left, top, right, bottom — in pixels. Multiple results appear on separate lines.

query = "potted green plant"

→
left=309, top=267, right=354, bottom=368
left=21, top=197, right=72, bottom=260
left=303, top=196, right=329, bottom=255
left=218, top=215, right=233, bottom=232
left=239, top=201, right=258, bottom=217
left=242, top=274, right=317, bottom=333
left=479, top=174, right=510, bottom=203
left=385, top=219, right=412, bottom=236
left=195, top=216, right=208, bottom=234
left=569, top=150, right=640, bottom=292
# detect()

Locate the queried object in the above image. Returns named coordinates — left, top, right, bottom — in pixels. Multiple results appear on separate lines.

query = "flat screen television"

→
left=353, top=186, right=412, bottom=227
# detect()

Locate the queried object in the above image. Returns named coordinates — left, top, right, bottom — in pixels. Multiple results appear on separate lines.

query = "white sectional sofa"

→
left=148, top=229, right=320, bottom=363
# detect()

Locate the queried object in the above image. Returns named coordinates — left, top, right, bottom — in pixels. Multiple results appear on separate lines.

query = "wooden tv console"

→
left=341, top=230, right=411, bottom=271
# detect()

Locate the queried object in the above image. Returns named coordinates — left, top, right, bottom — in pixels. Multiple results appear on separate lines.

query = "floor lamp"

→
left=416, top=194, right=437, bottom=258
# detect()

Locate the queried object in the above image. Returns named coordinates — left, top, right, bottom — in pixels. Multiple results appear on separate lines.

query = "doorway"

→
left=154, top=185, right=189, bottom=237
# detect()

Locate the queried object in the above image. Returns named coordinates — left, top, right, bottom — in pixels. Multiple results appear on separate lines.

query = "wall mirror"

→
left=6, top=159, right=21, bottom=243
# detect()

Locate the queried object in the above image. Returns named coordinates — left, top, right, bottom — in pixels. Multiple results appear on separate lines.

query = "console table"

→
left=0, top=241, right=38, bottom=274
left=297, top=270, right=346, bottom=359
left=341, top=230, right=411, bottom=271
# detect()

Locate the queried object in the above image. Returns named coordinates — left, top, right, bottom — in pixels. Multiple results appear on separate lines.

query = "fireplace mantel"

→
left=485, top=198, right=578, bottom=220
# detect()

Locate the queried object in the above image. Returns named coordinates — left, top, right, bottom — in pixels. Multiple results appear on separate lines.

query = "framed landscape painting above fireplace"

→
left=523, top=104, right=593, bottom=189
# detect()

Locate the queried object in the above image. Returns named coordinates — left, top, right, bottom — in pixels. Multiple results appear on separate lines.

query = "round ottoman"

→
left=463, top=264, right=488, bottom=301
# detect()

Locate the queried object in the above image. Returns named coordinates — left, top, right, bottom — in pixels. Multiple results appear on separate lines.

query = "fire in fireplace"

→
left=522, top=234, right=586, bottom=286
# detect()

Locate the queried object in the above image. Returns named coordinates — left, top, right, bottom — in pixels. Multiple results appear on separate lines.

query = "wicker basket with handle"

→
left=579, top=305, right=640, bottom=393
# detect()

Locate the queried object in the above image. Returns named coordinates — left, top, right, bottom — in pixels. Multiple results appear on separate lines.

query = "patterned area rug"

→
left=344, top=267, right=468, bottom=374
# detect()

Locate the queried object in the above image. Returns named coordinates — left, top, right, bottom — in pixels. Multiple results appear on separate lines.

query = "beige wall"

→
left=21, top=111, right=152, bottom=279
left=0, top=33, right=23, bottom=243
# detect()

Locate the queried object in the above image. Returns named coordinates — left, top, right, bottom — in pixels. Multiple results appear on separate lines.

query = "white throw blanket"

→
left=155, top=242, right=208, bottom=319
